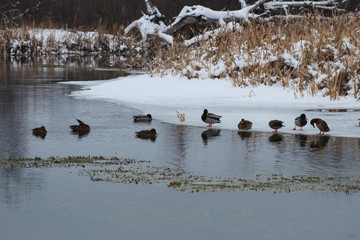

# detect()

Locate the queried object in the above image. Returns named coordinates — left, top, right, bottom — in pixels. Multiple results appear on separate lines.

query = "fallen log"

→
left=164, top=0, right=266, bottom=35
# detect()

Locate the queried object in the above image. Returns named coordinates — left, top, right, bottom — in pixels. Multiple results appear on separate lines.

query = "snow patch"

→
left=69, top=74, right=360, bottom=138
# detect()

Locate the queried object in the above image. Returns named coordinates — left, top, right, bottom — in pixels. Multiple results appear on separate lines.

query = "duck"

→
left=32, top=126, right=47, bottom=138
left=238, top=119, right=252, bottom=130
left=70, top=118, right=90, bottom=133
left=268, top=120, right=284, bottom=133
left=133, top=114, right=152, bottom=122
left=293, top=113, right=308, bottom=130
left=310, top=118, right=330, bottom=135
left=201, top=109, right=221, bottom=127
left=135, top=128, right=157, bottom=140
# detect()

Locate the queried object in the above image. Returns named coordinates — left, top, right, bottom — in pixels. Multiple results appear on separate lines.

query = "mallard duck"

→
left=70, top=118, right=90, bottom=133
left=201, top=109, right=221, bottom=127
left=268, top=120, right=284, bottom=133
left=133, top=114, right=152, bottom=122
left=238, top=119, right=252, bottom=130
left=32, top=126, right=47, bottom=138
left=135, top=128, right=157, bottom=140
left=310, top=118, right=330, bottom=135
left=293, top=113, right=308, bottom=130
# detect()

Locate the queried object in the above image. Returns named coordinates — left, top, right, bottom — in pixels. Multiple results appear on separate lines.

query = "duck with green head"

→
left=201, top=109, right=221, bottom=127
left=133, top=114, right=152, bottom=122
left=293, top=113, right=308, bottom=130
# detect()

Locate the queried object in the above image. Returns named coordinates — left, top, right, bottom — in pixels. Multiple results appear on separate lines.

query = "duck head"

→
left=310, top=118, right=317, bottom=127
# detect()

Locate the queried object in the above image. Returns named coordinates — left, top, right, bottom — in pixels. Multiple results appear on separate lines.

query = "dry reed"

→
left=150, top=13, right=360, bottom=100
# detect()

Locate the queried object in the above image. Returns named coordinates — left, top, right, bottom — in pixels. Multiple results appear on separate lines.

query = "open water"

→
left=0, top=57, right=359, bottom=240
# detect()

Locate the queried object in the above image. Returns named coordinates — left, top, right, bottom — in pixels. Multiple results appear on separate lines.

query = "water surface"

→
left=1, top=168, right=360, bottom=240
left=1, top=58, right=360, bottom=240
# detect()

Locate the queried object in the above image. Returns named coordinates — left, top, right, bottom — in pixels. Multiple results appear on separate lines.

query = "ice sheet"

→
left=69, top=74, right=360, bottom=138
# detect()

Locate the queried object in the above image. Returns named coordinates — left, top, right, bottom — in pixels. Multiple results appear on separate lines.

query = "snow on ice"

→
left=67, top=74, right=360, bottom=138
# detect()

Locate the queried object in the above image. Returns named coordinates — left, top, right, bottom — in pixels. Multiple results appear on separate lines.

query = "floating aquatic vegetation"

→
left=1, top=156, right=359, bottom=194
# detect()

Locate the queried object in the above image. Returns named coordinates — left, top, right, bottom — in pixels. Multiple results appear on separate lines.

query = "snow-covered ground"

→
left=67, top=74, right=360, bottom=138
left=2, top=28, right=129, bottom=55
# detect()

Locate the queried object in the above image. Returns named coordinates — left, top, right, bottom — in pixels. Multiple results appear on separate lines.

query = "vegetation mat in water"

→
left=1, top=156, right=359, bottom=194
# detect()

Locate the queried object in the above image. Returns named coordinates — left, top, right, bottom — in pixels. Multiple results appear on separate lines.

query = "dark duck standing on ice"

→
left=70, top=118, right=91, bottom=133
left=293, top=113, right=308, bottom=130
left=238, top=119, right=252, bottom=130
left=201, top=109, right=221, bottom=127
left=310, top=118, right=330, bottom=135
left=269, top=120, right=284, bottom=133
left=133, top=114, right=152, bottom=122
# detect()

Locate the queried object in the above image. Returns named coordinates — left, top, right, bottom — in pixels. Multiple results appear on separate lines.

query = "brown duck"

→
left=136, top=128, right=157, bottom=140
left=269, top=120, right=284, bottom=133
left=293, top=113, right=308, bottom=130
left=70, top=118, right=90, bottom=133
left=32, top=126, right=47, bottom=138
left=238, top=119, right=252, bottom=130
left=310, top=118, right=330, bottom=135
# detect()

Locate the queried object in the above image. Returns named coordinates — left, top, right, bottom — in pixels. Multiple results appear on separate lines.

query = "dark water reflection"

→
left=0, top=168, right=45, bottom=207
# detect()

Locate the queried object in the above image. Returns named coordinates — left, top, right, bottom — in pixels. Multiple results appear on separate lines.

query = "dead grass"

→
left=150, top=13, right=360, bottom=99
left=0, top=23, right=149, bottom=67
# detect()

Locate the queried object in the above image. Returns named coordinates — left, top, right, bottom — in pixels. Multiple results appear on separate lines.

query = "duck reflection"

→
left=201, top=129, right=220, bottom=145
left=238, top=131, right=252, bottom=140
left=71, top=130, right=90, bottom=138
left=310, top=135, right=330, bottom=148
left=268, top=133, right=283, bottom=142
left=295, top=134, right=307, bottom=148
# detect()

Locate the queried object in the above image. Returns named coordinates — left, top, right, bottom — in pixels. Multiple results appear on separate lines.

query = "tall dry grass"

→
left=150, top=13, right=360, bottom=99
left=0, top=22, right=135, bottom=57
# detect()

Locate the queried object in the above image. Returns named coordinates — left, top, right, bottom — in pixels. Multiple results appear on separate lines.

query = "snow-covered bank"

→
left=68, top=74, right=360, bottom=138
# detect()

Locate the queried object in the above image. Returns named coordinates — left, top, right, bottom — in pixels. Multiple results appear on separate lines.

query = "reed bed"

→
left=0, top=28, right=127, bottom=55
left=150, top=14, right=360, bottom=100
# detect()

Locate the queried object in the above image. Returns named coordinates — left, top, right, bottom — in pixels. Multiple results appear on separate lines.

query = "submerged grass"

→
left=1, top=156, right=359, bottom=194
